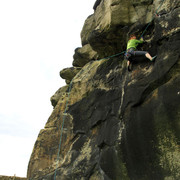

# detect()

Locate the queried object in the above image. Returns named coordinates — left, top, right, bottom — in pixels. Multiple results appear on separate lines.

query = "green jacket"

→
left=126, top=38, right=143, bottom=50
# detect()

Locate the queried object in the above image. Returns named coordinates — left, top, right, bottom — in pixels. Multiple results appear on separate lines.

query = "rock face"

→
left=27, top=0, right=180, bottom=179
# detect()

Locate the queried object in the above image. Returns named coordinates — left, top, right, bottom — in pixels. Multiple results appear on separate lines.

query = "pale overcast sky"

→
left=0, top=0, right=95, bottom=177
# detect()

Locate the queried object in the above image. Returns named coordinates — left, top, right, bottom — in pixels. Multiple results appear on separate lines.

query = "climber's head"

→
left=129, top=34, right=137, bottom=40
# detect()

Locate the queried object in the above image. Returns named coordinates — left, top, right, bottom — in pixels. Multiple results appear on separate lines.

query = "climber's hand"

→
left=140, top=36, right=144, bottom=41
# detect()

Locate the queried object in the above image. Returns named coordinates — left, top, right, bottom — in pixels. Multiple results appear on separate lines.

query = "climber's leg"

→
left=125, top=52, right=133, bottom=71
left=127, top=60, right=133, bottom=71
left=134, top=50, right=147, bottom=57
left=145, top=52, right=152, bottom=60
left=134, top=51, right=157, bottom=61
left=145, top=53, right=157, bottom=61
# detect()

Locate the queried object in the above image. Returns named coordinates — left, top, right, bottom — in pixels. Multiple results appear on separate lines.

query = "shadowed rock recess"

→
left=27, top=0, right=180, bottom=179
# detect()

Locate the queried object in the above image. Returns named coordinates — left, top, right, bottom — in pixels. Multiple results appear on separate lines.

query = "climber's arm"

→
left=136, top=37, right=144, bottom=44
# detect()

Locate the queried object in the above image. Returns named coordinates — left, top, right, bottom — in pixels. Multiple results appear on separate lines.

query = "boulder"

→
left=59, top=67, right=82, bottom=82
left=93, top=0, right=102, bottom=10
left=50, top=85, right=68, bottom=108
left=81, top=15, right=96, bottom=46
left=73, top=44, right=99, bottom=67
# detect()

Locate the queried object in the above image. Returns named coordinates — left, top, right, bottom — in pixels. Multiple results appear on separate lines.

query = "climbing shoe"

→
left=151, top=55, right=157, bottom=61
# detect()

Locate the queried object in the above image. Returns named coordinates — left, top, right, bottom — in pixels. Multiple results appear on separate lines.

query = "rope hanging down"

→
left=141, top=0, right=165, bottom=38
left=54, top=81, right=73, bottom=180
left=53, top=0, right=166, bottom=179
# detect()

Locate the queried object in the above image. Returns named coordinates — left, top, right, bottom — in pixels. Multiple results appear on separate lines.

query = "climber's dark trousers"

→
left=129, top=50, right=148, bottom=59
left=133, top=50, right=147, bottom=56
left=125, top=48, right=148, bottom=62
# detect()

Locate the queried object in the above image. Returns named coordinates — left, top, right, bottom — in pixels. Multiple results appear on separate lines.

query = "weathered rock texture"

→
left=27, top=0, right=180, bottom=179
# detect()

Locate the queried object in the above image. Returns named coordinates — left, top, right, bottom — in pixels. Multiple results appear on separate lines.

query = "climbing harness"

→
left=53, top=0, right=166, bottom=179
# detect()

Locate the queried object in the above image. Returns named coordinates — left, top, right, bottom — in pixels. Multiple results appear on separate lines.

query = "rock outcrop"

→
left=27, top=0, right=180, bottom=179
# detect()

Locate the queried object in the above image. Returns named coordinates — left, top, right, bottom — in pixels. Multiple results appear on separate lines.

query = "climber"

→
left=125, top=34, right=157, bottom=71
